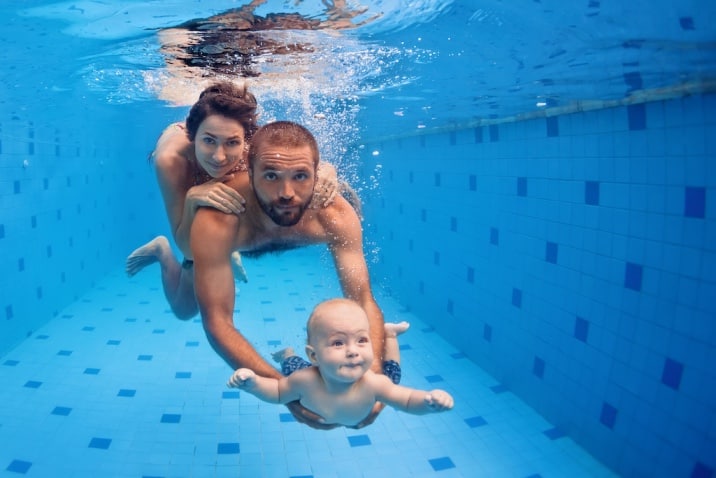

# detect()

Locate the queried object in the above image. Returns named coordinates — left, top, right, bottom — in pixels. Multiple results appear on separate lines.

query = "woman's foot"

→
left=125, top=236, right=172, bottom=277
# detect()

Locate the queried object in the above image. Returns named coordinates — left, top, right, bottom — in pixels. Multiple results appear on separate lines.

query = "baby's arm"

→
left=372, top=374, right=454, bottom=415
left=227, top=369, right=301, bottom=404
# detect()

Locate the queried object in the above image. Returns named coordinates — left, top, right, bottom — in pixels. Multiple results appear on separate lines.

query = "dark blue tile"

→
left=82, top=326, right=95, bottom=332
left=490, top=227, right=499, bottom=245
left=691, top=462, right=714, bottom=478
left=118, top=389, right=136, bottom=397
left=6, top=460, right=32, bottom=474
left=450, top=217, right=457, bottom=232
left=88, top=437, right=112, bottom=449
left=483, top=324, right=492, bottom=342
left=574, top=317, right=589, bottom=342
left=624, top=262, right=643, bottom=291
left=106, top=340, right=120, bottom=346
left=517, top=177, right=527, bottom=196
left=512, top=288, right=522, bottom=308
left=84, top=368, right=100, bottom=375
left=267, top=340, right=281, bottom=347
left=348, top=435, right=371, bottom=447
left=450, top=352, right=465, bottom=359
left=279, top=413, right=296, bottom=423
left=24, top=381, right=42, bottom=389
left=467, top=266, right=475, bottom=283
left=474, top=127, right=483, bottom=143
left=429, top=457, right=455, bottom=471
left=434, top=172, right=441, bottom=187
left=57, top=350, right=72, bottom=356
left=684, top=187, right=706, bottom=218
left=51, top=406, right=72, bottom=416
left=600, top=402, right=618, bottom=429
left=533, top=357, right=545, bottom=378
left=152, top=329, right=165, bottom=334
left=679, top=17, right=695, bottom=30
left=661, top=358, right=684, bottom=390
left=217, top=442, right=240, bottom=454
left=627, top=104, right=646, bottom=130
left=546, top=116, right=559, bottom=137
left=175, top=371, right=191, bottom=379
left=465, top=416, right=488, bottom=428
left=161, top=414, right=181, bottom=424
left=400, top=344, right=413, bottom=351
left=543, top=427, right=565, bottom=440
left=5, top=360, right=19, bottom=366
left=489, top=124, right=499, bottom=142
left=585, top=181, right=600, bottom=205
left=545, top=242, right=558, bottom=264
left=425, top=375, right=444, bottom=383
left=222, top=391, right=240, bottom=399
left=137, top=355, right=153, bottom=361
left=185, top=341, right=199, bottom=347
left=469, top=174, right=477, bottom=191
left=491, top=384, right=508, bottom=393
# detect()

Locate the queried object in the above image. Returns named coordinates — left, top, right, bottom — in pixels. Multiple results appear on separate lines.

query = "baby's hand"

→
left=227, top=368, right=256, bottom=389
left=425, top=390, right=454, bottom=411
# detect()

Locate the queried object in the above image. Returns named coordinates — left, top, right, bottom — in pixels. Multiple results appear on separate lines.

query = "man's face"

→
left=250, top=144, right=316, bottom=226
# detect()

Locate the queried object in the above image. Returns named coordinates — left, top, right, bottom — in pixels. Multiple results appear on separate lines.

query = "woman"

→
left=126, top=81, right=338, bottom=319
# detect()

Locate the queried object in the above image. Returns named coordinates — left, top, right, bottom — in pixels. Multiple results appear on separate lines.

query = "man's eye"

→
left=295, top=173, right=309, bottom=181
left=263, top=172, right=277, bottom=180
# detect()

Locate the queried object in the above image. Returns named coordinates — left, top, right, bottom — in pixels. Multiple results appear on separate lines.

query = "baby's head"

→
left=305, top=299, right=374, bottom=382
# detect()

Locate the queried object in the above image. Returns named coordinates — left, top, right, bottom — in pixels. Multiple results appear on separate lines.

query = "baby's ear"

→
left=305, top=345, right=318, bottom=364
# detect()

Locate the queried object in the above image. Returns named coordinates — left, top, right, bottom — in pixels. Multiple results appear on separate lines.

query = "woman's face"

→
left=194, top=114, right=248, bottom=178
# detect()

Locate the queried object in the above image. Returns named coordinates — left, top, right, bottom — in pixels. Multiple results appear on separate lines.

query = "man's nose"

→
left=278, top=180, right=294, bottom=199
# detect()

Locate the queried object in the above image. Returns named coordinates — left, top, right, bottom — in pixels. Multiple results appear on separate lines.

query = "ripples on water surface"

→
left=17, top=0, right=716, bottom=140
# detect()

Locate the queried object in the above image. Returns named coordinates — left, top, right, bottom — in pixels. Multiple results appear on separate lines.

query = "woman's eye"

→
left=202, top=137, right=215, bottom=145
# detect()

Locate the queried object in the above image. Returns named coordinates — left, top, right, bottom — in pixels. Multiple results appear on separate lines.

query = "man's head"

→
left=305, top=298, right=373, bottom=384
left=248, top=121, right=320, bottom=226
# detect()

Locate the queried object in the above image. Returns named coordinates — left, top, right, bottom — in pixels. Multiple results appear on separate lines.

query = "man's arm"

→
left=191, top=207, right=281, bottom=378
left=324, top=198, right=385, bottom=371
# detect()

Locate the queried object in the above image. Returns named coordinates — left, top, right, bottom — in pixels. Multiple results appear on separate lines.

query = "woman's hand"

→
left=310, top=162, right=339, bottom=209
left=186, top=177, right=246, bottom=215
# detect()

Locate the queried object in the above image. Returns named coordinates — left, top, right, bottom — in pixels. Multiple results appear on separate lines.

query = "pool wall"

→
left=359, top=94, right=715, bottom=478
left=0, top=102, right=174, bottom=355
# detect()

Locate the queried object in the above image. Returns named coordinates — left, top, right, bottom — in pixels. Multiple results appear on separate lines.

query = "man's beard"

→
left=256, top=195, right=310, bottom=226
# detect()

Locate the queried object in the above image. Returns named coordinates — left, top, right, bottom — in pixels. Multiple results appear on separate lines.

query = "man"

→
left=190, top=121, right=384, bottom=428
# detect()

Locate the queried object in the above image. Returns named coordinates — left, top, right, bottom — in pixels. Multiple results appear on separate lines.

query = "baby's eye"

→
left=331, top=340, right=344, bottom=347
left=358, top=337, right=370, bottom=344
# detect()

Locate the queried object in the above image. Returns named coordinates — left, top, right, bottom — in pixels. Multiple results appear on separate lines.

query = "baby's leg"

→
left=271, top=347, right=295, bottom=364
left=383, top=321, right=409, bottom=364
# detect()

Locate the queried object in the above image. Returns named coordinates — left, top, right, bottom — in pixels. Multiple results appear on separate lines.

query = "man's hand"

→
left=348, top=401, right=385, bottom=429
left=285, top=400, right=338, bottom=430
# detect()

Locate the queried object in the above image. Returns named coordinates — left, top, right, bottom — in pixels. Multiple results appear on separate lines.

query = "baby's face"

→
left=308, top=304, right=374, bottom=384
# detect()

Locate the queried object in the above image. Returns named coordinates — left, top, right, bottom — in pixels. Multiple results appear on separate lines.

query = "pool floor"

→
left=0, top=247, right=618, bottom=477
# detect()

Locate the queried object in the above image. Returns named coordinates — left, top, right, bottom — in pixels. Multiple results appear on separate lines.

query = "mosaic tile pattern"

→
left=0, top=247, right=617, bottom=477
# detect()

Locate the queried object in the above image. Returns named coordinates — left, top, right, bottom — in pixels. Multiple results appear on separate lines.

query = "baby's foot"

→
left=271, top=347, right=294, bottom=363
left=385, top=321, right=410, bottom=338
left=125, top=236, right=171, bottom=277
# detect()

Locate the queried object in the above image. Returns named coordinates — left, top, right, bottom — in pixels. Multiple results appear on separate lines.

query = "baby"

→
left=228, top=298, right=454, bottom=427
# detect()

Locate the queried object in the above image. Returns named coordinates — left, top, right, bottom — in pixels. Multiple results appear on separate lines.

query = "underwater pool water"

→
left=1, top=1, right=715, bottom=477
